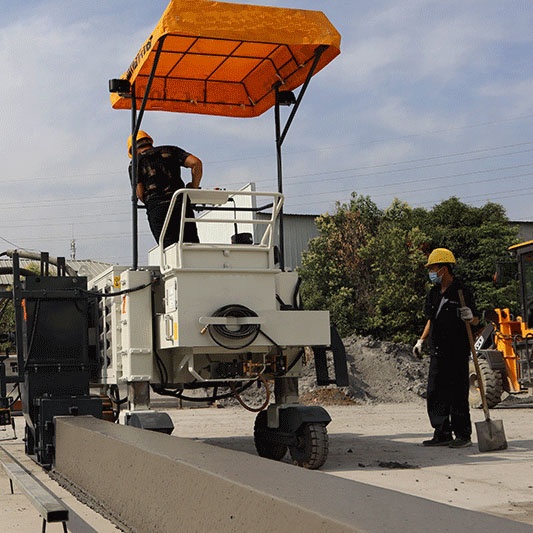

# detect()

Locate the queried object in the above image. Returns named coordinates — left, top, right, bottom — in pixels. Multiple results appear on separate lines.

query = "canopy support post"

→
left=130, top=84, right=139, bottom=270
left=129, top=37, right=166, bottom=270
left=274, top=45, right=327, bottom=272
left=274, top=84, right=285, bottom=271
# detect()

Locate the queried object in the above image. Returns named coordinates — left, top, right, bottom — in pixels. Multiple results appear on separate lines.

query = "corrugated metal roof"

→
left=0, top=259, right=113, bottom=286
left=256, top=213, right=319, bottom=270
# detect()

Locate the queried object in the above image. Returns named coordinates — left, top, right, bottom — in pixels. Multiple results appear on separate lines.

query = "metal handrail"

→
left=159, top=189, right=283, bottom=271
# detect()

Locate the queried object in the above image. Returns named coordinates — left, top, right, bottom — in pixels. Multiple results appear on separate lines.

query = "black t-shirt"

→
left=129, top=145, right=190, bottom=210
left=424, top=278, right=477, bottom=358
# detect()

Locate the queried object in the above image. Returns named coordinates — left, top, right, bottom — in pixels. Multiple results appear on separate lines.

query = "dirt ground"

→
left=166, top=402, right=533, bottom=525
left=1, top=336, right=532, bottom=531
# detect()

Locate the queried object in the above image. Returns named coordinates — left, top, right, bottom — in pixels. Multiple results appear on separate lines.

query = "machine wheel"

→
left=289, top=422, right=328, bottom=470
left=253, top=411, right=287, bottom=461
left=24, top=424, right=35, bottom=456
left=469, top=359, right=503, bottom=408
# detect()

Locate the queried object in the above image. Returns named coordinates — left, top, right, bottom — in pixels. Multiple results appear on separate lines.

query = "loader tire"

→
left=289, top=422, right=328, bottom=470
left=469, top=359, right=503, bottom=408
left=253, top=411, right=287, bottom=461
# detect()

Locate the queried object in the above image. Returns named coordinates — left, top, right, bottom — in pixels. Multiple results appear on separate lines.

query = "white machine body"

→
left=89, top=189, right=330, bottom=388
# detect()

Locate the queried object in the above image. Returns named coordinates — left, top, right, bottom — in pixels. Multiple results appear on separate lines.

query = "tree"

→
left=360, top=200, right=429, bottom=343
left=299, top=194, right=519, bottom=342
left=421, top=197, right=519, bottom=313
left=299, top=193, right=381, bottom=336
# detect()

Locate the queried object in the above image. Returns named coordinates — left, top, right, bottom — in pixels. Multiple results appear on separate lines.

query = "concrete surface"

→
left=0, top=425, right=118, bottom=532
left=53, top=414, right=531, bottom=533
left=0, top=401, right=532, bottom=532
left=166, top=401, right=533, bottom=526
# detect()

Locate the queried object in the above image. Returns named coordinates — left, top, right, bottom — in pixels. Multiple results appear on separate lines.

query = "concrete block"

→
left=54, top=417, right=533, bottom=533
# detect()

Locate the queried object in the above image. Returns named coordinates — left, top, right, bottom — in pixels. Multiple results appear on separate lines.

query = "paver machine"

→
left=470, top=240, right=533, bottom=407
left=0, top=0, right=346, bottom=470
left=100, top=0, right=347, bottom=469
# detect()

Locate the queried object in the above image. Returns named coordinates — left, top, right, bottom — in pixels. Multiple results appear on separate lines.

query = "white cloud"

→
left=1, top=0, right=532, bottom=260
left=370, top=97, right=465, bottom=136
left=478, top=80, right=533, bottom=116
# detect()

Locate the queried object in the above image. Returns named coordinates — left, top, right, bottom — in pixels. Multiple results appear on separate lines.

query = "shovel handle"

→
left=458, top=289, right=491, bottom=419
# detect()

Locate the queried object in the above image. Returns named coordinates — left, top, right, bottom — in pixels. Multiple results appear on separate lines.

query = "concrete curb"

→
left=54, top=416, right=532, bottom=533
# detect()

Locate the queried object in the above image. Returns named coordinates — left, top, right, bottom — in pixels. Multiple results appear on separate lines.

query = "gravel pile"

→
left=220, top=335, right=429, bottom=408
left=300, top=335, right=429, bottom=405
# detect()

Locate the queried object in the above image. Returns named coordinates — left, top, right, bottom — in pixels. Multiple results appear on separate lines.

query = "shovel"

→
left=458, top=289, right=508, bottom=452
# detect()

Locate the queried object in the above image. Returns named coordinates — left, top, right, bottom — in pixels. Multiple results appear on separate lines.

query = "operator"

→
left=128, top=130, right=202, bottom=247
left=413, top=248, right=479, bottom=448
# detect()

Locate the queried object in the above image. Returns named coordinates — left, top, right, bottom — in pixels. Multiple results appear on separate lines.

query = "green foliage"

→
left=0, top=298, right=15, bottom=354
left=299, top=194, right=520, bottom=343
left=419, top=197, right=520, bottom=314
left=359, top=200, right=429, bottom=343
left=299, top=193, right=381, bottom=336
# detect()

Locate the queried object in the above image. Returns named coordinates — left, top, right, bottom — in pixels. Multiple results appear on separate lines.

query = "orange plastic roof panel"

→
left=164, top=35, right=197, bottom=53
left=171, top=54, right=226, bottom=80
left=210, top=57, right=262, bottom=83
left=235, top=42, right=279, bottom=58
left=152, top=53, right=185, bottom=78
left=110, top=0, right=341, bottom=118
left=189, top=38, right=240, bottom=56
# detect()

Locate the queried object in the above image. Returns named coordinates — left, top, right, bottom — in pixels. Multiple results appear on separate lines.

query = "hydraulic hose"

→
left=206, top=304, right=261, bottom=350
left=230, top=374, right=271, bottom=412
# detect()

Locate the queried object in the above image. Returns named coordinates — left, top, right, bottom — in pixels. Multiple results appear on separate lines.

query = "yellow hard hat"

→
left=425, top=248, right=456, bottom=267
left=127, top=130, right=153, bottom=158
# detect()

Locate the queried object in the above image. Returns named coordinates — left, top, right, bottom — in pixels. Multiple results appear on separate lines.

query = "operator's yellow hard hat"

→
left=127, top=130, right=153, bottom=158
left=425, top=248, right=456, bottom=267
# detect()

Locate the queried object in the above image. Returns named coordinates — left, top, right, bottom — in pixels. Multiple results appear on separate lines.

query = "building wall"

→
left=276, top=214, right=318, bottom=271
left=513, top=221, right=533, bottom=242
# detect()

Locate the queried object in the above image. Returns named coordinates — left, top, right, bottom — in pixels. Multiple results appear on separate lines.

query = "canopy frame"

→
left=109, top=1, right=340, bottom=270
left=119, top=41, right=326, bottom=270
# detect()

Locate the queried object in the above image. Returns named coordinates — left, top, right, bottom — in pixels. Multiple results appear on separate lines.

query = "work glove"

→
left=458, top=306, right=473, bottom=322
left=413, top=339, right=425, bottom=358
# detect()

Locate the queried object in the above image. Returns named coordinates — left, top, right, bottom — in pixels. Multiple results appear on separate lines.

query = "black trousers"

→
left=147, top=200, right=199, bottom=248
left=426, top=354, right=471, bottom=439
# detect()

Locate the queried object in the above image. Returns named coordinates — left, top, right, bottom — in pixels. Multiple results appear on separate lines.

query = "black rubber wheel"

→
left=253, top=411, right=287, bottom=461
left=289, top=422, right=328, bottom=470
left=24, top=424, right=35, bottom=456
left=469, top=359, right=503, bottom=408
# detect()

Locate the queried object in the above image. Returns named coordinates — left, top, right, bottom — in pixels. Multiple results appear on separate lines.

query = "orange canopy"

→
left=110, top=0, right=340, bottom=118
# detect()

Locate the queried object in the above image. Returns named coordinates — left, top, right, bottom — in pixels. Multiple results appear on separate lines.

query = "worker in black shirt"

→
left=413, top=248, right=479, bottom=448
left=128, top=130, right=202, bottom=247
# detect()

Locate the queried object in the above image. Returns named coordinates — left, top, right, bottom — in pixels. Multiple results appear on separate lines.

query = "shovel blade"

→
left=475, top=419, right=508, bottom=452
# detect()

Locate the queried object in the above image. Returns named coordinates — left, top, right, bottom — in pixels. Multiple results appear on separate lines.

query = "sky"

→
left=2, top=0, right=532, bottom=265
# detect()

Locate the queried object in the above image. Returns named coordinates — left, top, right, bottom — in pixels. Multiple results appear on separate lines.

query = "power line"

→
left=280, top=148, right=533, bottom=186
left=4, top=149, right=532, bottom=210
left=4, top=164, right=532, bottom=230
left=0, top=234, right=24, bottom=249
left=286, top=175, right=533, bottom=212
left=284, top=167, right=533, bottom=205
left=2, top=214, right=131, bottom=228
left=4, top=132, right=533, bottom=184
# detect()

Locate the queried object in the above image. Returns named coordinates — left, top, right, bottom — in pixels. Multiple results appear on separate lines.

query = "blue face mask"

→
left=429, top=271, right=442, bottom=284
